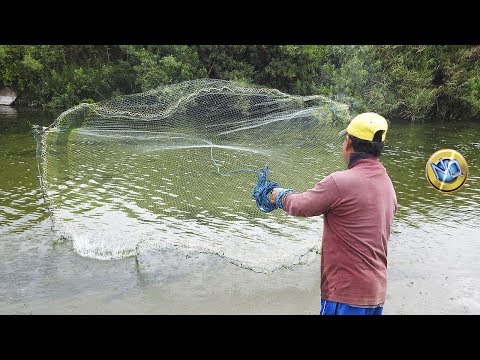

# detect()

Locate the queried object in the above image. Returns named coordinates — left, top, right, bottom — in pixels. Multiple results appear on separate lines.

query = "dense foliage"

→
left=1, top=45, right=479, bottom=122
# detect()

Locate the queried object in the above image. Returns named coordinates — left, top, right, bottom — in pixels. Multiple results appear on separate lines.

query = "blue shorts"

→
left=320, top=299, right=383, bottom=315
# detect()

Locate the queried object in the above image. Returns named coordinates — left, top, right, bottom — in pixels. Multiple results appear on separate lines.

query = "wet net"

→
left=34, top=79, right=351, bottom=273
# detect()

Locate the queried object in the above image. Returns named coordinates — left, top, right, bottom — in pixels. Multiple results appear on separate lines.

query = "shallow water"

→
left=1, top=107, right=480, bottom=314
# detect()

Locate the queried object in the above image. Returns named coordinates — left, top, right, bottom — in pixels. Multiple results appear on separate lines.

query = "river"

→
left=1, top=106, right=479, bottom=314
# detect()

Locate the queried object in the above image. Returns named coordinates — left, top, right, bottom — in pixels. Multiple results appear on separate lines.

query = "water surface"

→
left=1, top=107, right=479, bottom=314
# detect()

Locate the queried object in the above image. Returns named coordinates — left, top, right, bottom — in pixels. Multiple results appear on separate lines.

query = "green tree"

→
left=120, top=45, right=207, bottom=91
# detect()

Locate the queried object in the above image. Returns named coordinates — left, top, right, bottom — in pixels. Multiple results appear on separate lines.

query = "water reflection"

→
left=32, top=117, right=480, bottom=273
left=0, top=105, right=17, bottom=117
left=2, top=110, right=480, bottom=313
left=382, top=122, right=480, bottom=231
left=2, top=111, right=480, bottom=274
left=40, top=122, right=339, bottom=272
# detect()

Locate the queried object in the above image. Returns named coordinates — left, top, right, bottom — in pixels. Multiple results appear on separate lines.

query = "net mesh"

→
left=35, top=78, right=351, bottom=273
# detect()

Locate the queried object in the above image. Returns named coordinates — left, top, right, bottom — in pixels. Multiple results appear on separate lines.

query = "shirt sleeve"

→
left=281, top=175, right=340, bottom=217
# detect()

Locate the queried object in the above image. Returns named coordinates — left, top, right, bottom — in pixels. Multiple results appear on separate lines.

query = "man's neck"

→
left=348, top=152, right=377, bottom=168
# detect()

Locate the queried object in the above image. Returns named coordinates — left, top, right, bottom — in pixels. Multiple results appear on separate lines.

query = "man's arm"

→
left=268, top=175, right=340, bottom=217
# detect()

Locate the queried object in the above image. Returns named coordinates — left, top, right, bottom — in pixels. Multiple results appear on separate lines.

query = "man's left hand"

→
left=268, top=187, right=282, bottom=204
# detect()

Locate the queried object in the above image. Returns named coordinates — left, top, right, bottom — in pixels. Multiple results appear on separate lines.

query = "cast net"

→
left=34, top=78, right=351, bottom=272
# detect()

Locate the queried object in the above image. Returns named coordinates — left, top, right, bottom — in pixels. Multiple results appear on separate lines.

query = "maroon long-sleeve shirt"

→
left=282, top=154, right=397, bottom=306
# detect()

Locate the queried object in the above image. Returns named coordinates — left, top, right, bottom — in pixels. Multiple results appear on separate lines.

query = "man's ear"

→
left=345, top=136, right=353, bottom=151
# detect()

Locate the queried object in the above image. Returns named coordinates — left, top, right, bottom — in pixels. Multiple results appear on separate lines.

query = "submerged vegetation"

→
left=1, top=45, right=479, bottom=122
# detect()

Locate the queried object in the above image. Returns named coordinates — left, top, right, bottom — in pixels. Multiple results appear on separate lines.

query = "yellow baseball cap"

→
left=338, top=112, right=388, bottom=141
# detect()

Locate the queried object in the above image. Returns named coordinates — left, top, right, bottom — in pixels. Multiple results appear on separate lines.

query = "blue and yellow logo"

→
left=425, top=149, right=468, bottom=193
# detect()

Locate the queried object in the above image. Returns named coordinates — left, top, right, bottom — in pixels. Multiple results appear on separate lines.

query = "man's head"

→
left=338, top=112, right=388, bottom=162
